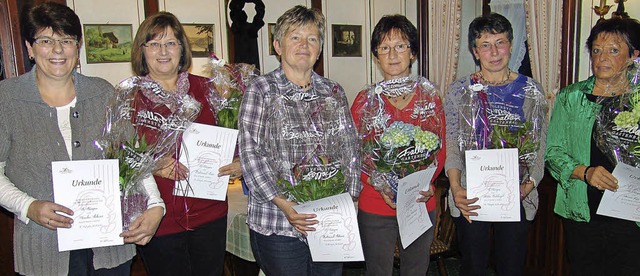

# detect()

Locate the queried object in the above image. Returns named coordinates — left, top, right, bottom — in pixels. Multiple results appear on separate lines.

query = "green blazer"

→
left=545, top=76, right=599, bottom=222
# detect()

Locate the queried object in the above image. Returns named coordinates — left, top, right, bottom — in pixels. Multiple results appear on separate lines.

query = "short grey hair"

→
left=274, top=5, right=325, bottom=48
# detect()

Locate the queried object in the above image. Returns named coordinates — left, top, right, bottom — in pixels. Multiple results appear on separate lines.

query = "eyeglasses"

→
left=476, top=40, right=510, bottom=52
left=143, top=41, right=182, bottom=51
left=376, top=43, right=410, bottom=55
left=33, top=36, right=78, bottom=48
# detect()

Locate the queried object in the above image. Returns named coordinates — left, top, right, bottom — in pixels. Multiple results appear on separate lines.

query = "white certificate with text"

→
left=52, top=159, right=123, bottom=252
left=175, top=123, right=238, bottom=201
left=396, top=168, right=436, bottom=249
left=292, top=193, right=364, bottom=262
left=465, top=148, right=520, bottom=222
left=597, top=163, right=640, bottom=222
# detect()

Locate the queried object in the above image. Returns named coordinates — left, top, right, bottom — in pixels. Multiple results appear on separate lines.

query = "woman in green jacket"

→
left=545, top=17, right=640, bottom=276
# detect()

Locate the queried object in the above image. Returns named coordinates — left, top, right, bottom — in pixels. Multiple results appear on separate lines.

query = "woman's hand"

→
left=120, top=206, right=164, bottom=245
left=379, top=190, right=397, bottom=209
left=154, top=156, right=188, bottom=180
left=218, top=157, right=242, bottom=179
left=417, top=189, right=434, bottom=203
left=272, top=196, right=317, bottom=236
left=586, top=166, right=619, bottom=192
left=520, top=179, right=535, bottom=200
left=447, top=169, right=479, bottom=223
left=450, top=184, right=480, bottom=223
left=27, top=200, right=74, bottom=230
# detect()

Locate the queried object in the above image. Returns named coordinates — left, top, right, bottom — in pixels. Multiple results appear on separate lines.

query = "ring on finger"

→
left=46, top=218, right=51, bottom=225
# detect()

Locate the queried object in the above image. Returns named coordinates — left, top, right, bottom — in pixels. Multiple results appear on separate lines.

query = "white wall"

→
left=69, top=0, right=420, bottom=101
left=577, top=0, right=640, bottom=81
left=69, top=0, right=145, bottom=86
left=159, top=0, right=228, bottom=77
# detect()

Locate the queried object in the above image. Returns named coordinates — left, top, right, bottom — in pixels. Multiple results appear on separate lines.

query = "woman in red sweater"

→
left=350, top=15, right=445, bottom=276
left=129, top=12, right=241, bottom=276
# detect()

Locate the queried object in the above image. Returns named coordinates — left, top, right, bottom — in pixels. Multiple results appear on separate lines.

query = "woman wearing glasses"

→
left=0, top=3, right=164, bottom=275
left=130, top=12, right=241, bottom=275
left=444, top=13, right=547, bottom=275
left=350, top=15, right=445, bottom=276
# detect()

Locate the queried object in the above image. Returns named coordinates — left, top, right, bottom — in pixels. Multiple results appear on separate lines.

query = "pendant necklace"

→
left=478, top=70, right=511, bottom=86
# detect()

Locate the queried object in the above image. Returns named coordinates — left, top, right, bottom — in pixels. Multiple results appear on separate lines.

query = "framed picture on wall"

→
left=332, top=24, right=362, bottom=57
left=268, top=23, right=276, bottom=55
left=182, top=24, right=215, bottom=58
left=83, top=24, right=133, bottom=64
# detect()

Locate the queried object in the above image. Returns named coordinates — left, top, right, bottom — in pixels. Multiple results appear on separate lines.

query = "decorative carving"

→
left=593, top=0, right=612, bottom=23
left=612, top=0, right=629, bottom=19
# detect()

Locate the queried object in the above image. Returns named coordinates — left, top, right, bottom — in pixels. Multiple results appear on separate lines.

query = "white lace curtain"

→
left=427, top=0, right=462, bottom=96
left=524, top=0, right=563, bottom=103
left=429, top=0, right=562, bottom=103
left=489, top=0, right=527, bottom=72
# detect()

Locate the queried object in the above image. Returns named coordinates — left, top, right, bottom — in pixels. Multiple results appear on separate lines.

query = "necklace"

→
left=594, top=78, right=629, bottom=97
left=299, top=82, right=312, bottom=90
left=478, top=70, right=511, bottom=86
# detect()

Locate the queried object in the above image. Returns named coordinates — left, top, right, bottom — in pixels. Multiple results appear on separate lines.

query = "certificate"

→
left=597, top=163, right=640, bottom=222
left=292, top=193, right=364, bottom=262
left=396, top=168, right=435, bottom=249
left=51, top=159, right=123, bottom=252
left=465, top=148, right=520, bottom=222
left=174, top=123, right=239, bottom=201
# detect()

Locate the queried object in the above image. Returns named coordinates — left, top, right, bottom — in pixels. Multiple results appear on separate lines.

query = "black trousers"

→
left=564, top=215, right=640, bottom=276
left=453, top=206, right=530, bottom=276
left=138, top=216, right=227, bottom=276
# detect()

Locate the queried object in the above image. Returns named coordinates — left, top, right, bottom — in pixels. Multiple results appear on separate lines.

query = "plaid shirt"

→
left=238, top=67, right=361, bottom=238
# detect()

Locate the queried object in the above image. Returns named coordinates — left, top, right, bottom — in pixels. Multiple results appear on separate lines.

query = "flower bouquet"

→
left=490, top=121, right=539, bottom=182
left=595, top=57, right=640, bottom=167
left=458, top=75, right=546, bottom=184
left=205, top=55, right=260, bottom=129
left=354, top=76, right=443, bottom=202
left=268, top=84, right=360, bottom=203
left=95, top=76, right=201, bottom=229
left=276, top=152, right=347, bottom=203
left=365, top=121, right=441, bottom=202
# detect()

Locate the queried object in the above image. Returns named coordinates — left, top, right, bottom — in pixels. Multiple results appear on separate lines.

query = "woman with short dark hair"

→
left=351, top=14, right=445, bottom=276
left=546, top=17, right=640, bottom=275
left=0, top=2, right=164, bottom=275
left=445, top=13, right=547, bottom=275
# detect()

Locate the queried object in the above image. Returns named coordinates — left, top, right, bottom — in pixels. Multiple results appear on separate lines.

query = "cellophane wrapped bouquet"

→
left=595, top=58, right=640, bottom=167
left=269, top=84, right=359, bottom=203
left=205, top=56, right=260, bottom=129
left=354, top=76, right=443, bottom=202
left=458, top=74, right=546, bottom=183
left=95, top=76, right=201, bottom=230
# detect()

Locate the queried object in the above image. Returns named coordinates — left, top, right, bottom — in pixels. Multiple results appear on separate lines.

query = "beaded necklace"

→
left=478, top=70, right=511, bottom=86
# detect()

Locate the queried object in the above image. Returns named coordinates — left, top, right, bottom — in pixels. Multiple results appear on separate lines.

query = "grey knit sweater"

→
left=444, top=74, right=548, bottom=221
left=0, top=68, right=135, bottom=276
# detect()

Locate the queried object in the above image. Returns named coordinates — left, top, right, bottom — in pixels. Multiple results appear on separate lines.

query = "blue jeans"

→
left=68, top=249, right=131, bottom=276
left=250, top=230, right=342, bottom=276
